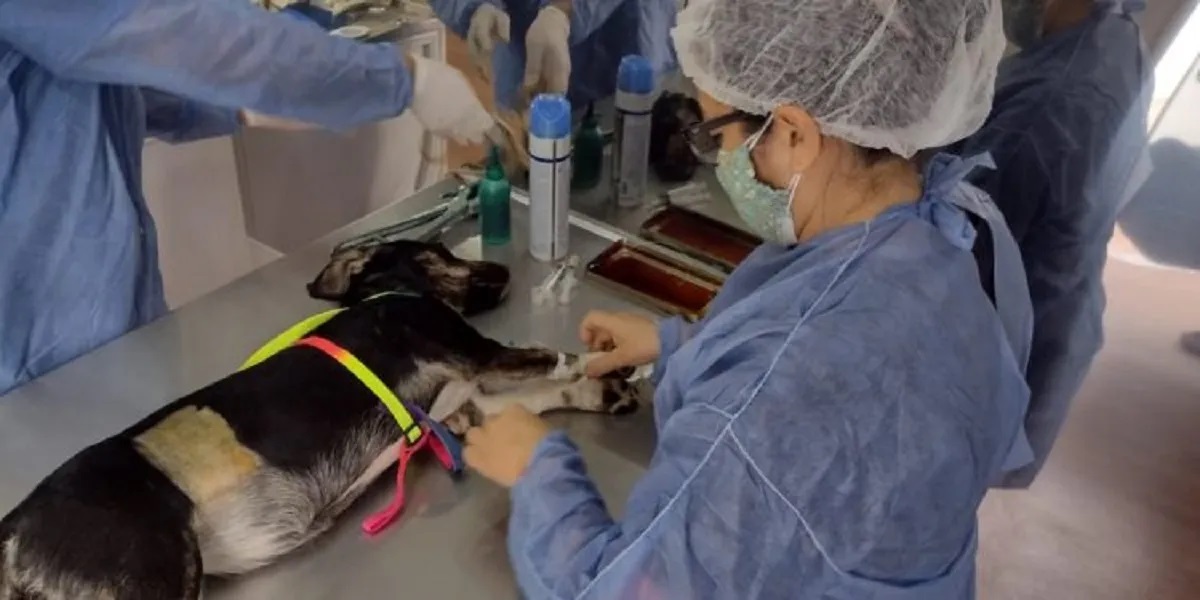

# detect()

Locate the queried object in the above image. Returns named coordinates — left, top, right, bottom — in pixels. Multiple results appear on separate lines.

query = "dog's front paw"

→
left=606, top=365, right=637, bottom=381
left=549, top=350, right=604, bottom=381
left=442, top=401, right=484, bottom=435
left=600, top=378, right=640, bottom=415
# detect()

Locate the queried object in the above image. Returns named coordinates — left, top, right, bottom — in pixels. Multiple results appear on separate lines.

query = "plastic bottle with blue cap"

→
left=613, top=55, right=658, bottom=208
left=528, top=94, right=573, bottom=262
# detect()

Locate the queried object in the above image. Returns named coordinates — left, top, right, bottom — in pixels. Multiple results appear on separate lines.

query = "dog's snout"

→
left=461, top=261, right=511, bottom=316
left=478, top=262, right=510, bottom=290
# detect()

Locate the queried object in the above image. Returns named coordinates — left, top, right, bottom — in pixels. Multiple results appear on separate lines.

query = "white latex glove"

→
left=467, top=4, right=510, bottom=73
left=409, top=55, right=495, bottom=144
left=523, top=6, right=571, bottom=96
left=239, top=110, right=319, bottom=131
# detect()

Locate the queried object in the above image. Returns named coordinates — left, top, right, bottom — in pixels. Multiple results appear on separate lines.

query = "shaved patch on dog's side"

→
left=134, top=407, right=262, bottom=505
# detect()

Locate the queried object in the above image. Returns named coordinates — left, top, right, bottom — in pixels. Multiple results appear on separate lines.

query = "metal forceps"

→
left=333, top=185, right=479, bottom=252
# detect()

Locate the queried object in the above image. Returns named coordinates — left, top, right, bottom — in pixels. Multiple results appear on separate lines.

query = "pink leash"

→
left=361, top=430, right=432, bottom=535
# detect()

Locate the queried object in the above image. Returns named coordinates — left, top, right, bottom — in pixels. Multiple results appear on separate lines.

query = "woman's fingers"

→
left=579, top=311, right=658, bottom=376
left=584, top=349, right=630, bottom=378
left=579, top=311, right=608, bottom=344
left=587, top=331, right=614, bottom=352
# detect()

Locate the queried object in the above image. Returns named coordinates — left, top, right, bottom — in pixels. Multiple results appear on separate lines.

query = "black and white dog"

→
left=0, top=241, right=639, bottom=599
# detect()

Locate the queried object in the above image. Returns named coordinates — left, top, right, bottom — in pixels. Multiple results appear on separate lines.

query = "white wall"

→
left=142, top=137, right=281, bottom=310
left=233, top=113, right=431, bottom=254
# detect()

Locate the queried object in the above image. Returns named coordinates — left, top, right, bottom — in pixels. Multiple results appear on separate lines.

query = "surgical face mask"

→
left=715, top=120, right=802, bottom=244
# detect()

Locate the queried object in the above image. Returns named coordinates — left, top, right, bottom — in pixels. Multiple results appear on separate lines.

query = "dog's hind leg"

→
left=0, top=525, right=202, bottom=600
left=181, top=531, right=204, bottom=600
left=435, top=375, right=640, bottom=435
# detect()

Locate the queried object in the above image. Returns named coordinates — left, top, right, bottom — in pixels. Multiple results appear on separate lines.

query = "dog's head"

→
left=307, top=241, right=510, bottom=316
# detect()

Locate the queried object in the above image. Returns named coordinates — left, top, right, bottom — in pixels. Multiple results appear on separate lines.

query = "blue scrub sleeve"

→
left=508, top=423, right=736, bottom=599
left=653, top=317, right=691, bottom=385
left=431, top=0, right=491, bottom=38
left=507, top=402, right=839, bottom=598
left=0, top=0, right=412, bottom=130
left=142, top=88, right=240, bottom=143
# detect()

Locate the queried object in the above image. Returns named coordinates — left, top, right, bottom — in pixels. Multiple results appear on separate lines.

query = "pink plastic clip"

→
left=361, top=431, right=431, bottom=536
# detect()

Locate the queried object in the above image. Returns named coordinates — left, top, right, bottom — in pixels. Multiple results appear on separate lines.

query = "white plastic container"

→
left=613, top=55, right=657, bottom=208
left=528, top=94, right=573, bottom=262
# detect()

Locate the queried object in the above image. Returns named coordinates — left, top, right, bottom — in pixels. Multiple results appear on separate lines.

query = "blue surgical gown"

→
left=0, top=0, right=416, bottom=394
left=506, top=154, right=1032, bottom=598
left=949, top=0, right=1151, bottom=487
left=433, top=0, right=677, bottom=109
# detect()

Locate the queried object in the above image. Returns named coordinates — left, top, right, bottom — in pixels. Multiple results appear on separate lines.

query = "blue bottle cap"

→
left=529, top=94, right=572, bottom=139
left=618, top=55, right=656, bottom=95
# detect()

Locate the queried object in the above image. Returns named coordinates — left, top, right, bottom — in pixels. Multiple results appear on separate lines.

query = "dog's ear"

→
left=308, top=246, right=378, bottom=301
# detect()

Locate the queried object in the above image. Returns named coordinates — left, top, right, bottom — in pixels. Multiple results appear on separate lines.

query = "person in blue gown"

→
left=949, top=0, right=1152, bottom=486
left=432, top=0, right=677, bottom=108
left=0, top=0, right=496, bottom=394
left=460, top=0, right=1038, bottom=596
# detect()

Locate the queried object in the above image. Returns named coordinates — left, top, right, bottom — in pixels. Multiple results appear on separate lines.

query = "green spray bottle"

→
left=478, top=145, right=512, bottom=246
left=571, top=103, right=604, bottom=191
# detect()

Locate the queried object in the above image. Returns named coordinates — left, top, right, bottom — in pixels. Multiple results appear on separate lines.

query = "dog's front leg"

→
left=470, top=346, right=634, bottom=394
left=436, top=376, right=640, bottom=435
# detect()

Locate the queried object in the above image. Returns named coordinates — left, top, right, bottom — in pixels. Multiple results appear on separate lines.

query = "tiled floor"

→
left=977, top=256, right=1200, bottom=599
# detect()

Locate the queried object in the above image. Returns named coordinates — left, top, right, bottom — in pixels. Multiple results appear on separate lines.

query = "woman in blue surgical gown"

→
left=462, top=0, right=1037, bottom=597
left=0, top=0, right=494, bottom=394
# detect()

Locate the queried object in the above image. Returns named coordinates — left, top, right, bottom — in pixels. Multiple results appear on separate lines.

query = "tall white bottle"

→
left=528, top=94, right=573, bottom=262
left=613, top=55, right=657, bottom=208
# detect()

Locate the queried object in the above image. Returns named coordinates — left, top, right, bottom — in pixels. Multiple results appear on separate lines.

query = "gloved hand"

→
left=409, top=55, right=495, bottom=144
left=523, top=5, right=571, bottom=96
left=467, top=4, right=511, bottom=73
left=239, top=110, right=319, bottom=131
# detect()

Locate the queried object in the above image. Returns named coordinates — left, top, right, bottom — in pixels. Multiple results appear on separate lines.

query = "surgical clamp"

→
left=333, top=185, right=479, bottom=252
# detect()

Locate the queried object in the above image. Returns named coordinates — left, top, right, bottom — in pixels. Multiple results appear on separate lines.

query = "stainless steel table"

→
left=0, top=179, right=662, bottom=599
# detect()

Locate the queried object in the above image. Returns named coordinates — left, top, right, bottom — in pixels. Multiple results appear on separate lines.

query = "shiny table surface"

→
left=0, top=179, right=665, bottom=598
left=569, top=157, right=743, bottom=237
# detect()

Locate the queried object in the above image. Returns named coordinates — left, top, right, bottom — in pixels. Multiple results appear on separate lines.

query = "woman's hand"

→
left=578, top=311, right=659, bottom=378
left=464, top=405, right=551, bottom=488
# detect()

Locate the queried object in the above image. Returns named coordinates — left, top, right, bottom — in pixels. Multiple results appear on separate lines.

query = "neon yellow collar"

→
left=239, top=293, right=422, bottom=444
left=241, top=308, right=344, bottom=370
left=294, top=337, right=422, bottom=445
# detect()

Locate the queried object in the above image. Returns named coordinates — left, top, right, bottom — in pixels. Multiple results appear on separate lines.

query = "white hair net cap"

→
left=671, top=0, right=1006, bottom=158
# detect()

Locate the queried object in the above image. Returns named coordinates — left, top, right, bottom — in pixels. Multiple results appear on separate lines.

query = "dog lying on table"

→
left=0, top=240, right=639, bottom=600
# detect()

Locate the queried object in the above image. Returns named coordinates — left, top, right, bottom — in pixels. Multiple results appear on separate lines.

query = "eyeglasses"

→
left=684, top=111, right=769, bottom=165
